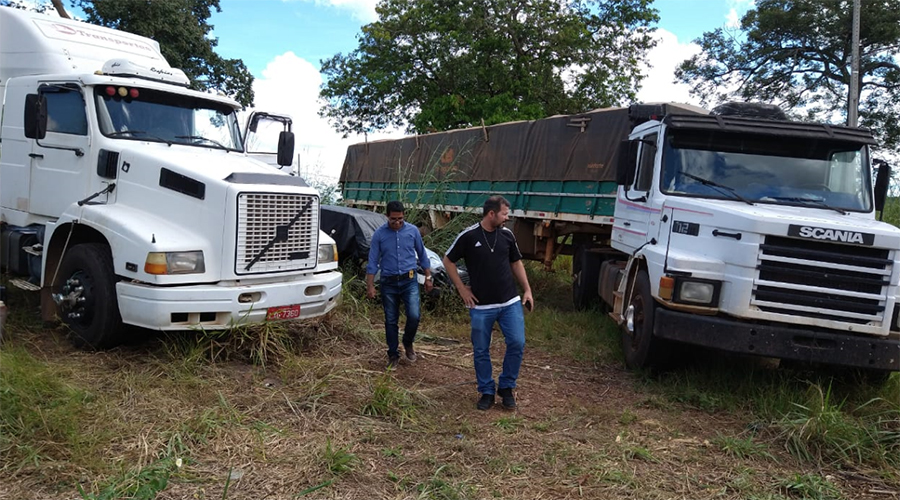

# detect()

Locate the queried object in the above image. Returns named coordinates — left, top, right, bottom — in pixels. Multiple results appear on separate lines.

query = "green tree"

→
left=0, top=0, right=52, bottom=12
left=319, top=0, right=659, bottom=136
left=675, top=0, right=900, bottom=153
left=72, top=0, right=255, bottom=107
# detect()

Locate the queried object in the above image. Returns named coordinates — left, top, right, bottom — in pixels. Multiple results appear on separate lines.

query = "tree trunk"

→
left=51, top=0, right=70, bottom=19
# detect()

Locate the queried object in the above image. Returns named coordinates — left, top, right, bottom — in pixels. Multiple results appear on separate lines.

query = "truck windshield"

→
left=660, top=130, right=872, bottom=212
left=94, top=86, right=242, bottom=151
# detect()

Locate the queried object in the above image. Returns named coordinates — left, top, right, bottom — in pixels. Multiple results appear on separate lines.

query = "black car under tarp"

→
left=321, top=205, right=388, bottom=265
left=319, top=205, right=468, bottom=295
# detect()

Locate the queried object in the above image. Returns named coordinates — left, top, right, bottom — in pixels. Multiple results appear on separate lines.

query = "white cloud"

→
left=636, top=29, right=703, bottom=106
left=726, top=0, right=755, bottom=28
left=249, top=51, right=401, bottom=181
left=725, top=8, right=740, bottom=28
left=287, top=0, right=379, bottom=23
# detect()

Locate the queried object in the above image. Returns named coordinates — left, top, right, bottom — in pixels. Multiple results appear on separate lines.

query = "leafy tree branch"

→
left=318, top=0, right=659, bottom=136
left=676, top=0, right=900, bottom=152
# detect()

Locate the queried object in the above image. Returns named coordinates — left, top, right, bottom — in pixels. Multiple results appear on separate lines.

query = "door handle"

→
left=28, top=153, right=44, bottom=159
left=623, top=221, right=631, bottom=227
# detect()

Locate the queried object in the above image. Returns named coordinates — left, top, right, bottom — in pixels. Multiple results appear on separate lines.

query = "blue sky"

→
left=73, top=0, right=757, bottom=180
left=212, top=0, right=750, bottom=75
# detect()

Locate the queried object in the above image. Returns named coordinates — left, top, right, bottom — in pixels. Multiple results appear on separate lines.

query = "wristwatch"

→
left=425, top=276, right=433, bottom=281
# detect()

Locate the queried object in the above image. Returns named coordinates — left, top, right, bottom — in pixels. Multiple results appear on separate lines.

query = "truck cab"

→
left=608, top=103, right=900, bottom=372
left=0, top=7, right=342, bottom=349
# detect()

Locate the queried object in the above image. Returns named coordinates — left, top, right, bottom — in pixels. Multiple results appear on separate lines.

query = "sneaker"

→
left=403, top=343, right=417, bottom=363
left=498, top=387, right=516, bottom=409
left=476, top=393, right=495, bottom=411
left=387, top=355, right=400, bottom=369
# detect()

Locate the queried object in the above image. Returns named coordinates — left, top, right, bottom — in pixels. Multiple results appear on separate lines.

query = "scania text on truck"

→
left=340, top=102, right=899, bottom=375
left=0, top=7, right=342, bottom=348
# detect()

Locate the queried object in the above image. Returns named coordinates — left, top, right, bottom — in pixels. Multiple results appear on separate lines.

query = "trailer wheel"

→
left=55, top=243, right=123, bottom=349
left=572, top=245, right=601, bottom=310
left=621, top=270, right=664, bottom=370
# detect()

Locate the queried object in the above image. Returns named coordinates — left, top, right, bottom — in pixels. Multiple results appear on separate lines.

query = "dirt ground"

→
left=3, top=315, right=898, bottom=500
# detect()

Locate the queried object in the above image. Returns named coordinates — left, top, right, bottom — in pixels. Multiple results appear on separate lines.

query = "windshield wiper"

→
left=676, top=171, right=754, bottom=205
left=764, top=196, right=848, bottom=215
left=107, top=130, right=172, bottom=146
left=175, top=135, right=229, bottom=150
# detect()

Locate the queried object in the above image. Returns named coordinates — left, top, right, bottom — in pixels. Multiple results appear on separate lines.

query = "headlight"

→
left=674, top=278, right=720, bottom=306
left=318, top=243, right=337, bottom=263
left=145, top=251, right=205, bottom=275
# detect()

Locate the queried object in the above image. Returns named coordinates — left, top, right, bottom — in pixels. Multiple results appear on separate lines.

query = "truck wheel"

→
left=621, top=269, right=664, bottom=370
left=572, top=245, right=601, bottom=310
left=55, top=243, right=123, bottom=349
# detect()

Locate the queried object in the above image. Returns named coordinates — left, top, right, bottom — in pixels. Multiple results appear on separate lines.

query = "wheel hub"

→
left=625, top=304, right=635, bottom=334
left=53, top=273, right=92, bottom=323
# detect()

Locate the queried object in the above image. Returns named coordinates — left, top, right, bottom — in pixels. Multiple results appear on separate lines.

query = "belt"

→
left=382, top=270, right=416, bottom=281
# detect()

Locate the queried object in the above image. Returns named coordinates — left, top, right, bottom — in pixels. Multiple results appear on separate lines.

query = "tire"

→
left=55, top=243, right=123, bottom=349
left=621, top=270, right=664, bottom=370
left=572, top=245, right=601, bottom=311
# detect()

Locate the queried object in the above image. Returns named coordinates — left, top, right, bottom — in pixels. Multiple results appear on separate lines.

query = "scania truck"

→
left=340, top=102, right=899, bottom=374
left=0, top=7, right=342, bottom=348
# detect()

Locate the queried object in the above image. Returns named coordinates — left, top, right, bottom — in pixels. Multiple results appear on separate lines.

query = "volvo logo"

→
left=788, top=224, right=874, bottom=246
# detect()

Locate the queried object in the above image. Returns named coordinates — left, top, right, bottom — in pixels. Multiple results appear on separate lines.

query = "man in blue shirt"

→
left=366, top=201, right=433, bottom=368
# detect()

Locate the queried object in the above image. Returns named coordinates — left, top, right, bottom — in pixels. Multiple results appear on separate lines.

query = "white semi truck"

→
left=341, top=102, right=899, bottom=374
left=607, top=104, right=899, bottom=373
left=0, top=7, right=342, bottom=348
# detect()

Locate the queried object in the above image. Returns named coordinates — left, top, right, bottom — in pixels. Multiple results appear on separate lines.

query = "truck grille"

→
left=753, top=236, right=892, bottom=325
left=236, top=192, right=319, bottom=274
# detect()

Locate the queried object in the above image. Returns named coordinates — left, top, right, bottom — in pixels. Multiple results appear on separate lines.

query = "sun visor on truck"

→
left=663, top=114, right=878, bottom=144
left=100, top=59, right=190, bottom=87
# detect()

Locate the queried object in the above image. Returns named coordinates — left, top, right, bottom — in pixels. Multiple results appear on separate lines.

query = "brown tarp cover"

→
left=341, top=107, right=638, bottom=184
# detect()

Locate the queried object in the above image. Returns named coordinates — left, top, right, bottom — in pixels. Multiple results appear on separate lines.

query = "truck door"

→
left=28, top=83, right=92, bottom=218
left=614, top=132, right=659, bottom=253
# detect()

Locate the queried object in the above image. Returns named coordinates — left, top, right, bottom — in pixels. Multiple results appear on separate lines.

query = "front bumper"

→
left=116, top=271, right=342, bottom=330
left=655, top=308, right=900, bottom=372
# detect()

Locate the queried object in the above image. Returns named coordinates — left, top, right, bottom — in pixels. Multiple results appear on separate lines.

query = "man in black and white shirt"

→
left=443, top=195, right=534, bottom=410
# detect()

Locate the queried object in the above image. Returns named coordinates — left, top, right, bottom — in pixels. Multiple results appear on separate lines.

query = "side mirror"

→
left=615, top=140, right=638, bottom=186
left=277, top=131, right=295, bottom=167
left=873, top=159, right=890, bottom=212
left=24, top=94, right=48, bottom=140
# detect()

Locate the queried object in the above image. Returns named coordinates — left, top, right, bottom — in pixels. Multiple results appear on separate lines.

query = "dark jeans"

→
left=381, top=277, right=421, bottom=358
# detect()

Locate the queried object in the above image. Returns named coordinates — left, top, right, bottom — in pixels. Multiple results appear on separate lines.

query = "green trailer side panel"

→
left=341, top=180, right=619, bottom=220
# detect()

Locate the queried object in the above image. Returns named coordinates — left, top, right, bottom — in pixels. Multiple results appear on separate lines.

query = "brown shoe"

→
left=403, top=343, right=417, bottom=363
left=387, top=355, right=400, bottom=370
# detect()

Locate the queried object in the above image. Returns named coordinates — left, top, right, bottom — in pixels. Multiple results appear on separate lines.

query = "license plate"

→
left=266, top=304, right=301, bottom=321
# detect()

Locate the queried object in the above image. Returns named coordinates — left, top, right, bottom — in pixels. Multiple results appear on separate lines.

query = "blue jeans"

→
left=469, top=302, right=525, bottom=395
left=381, top=278, right=421, bottom=358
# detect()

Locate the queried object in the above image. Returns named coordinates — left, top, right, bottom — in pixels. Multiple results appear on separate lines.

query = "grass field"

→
left=1, top=250, right=898, bottom=499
